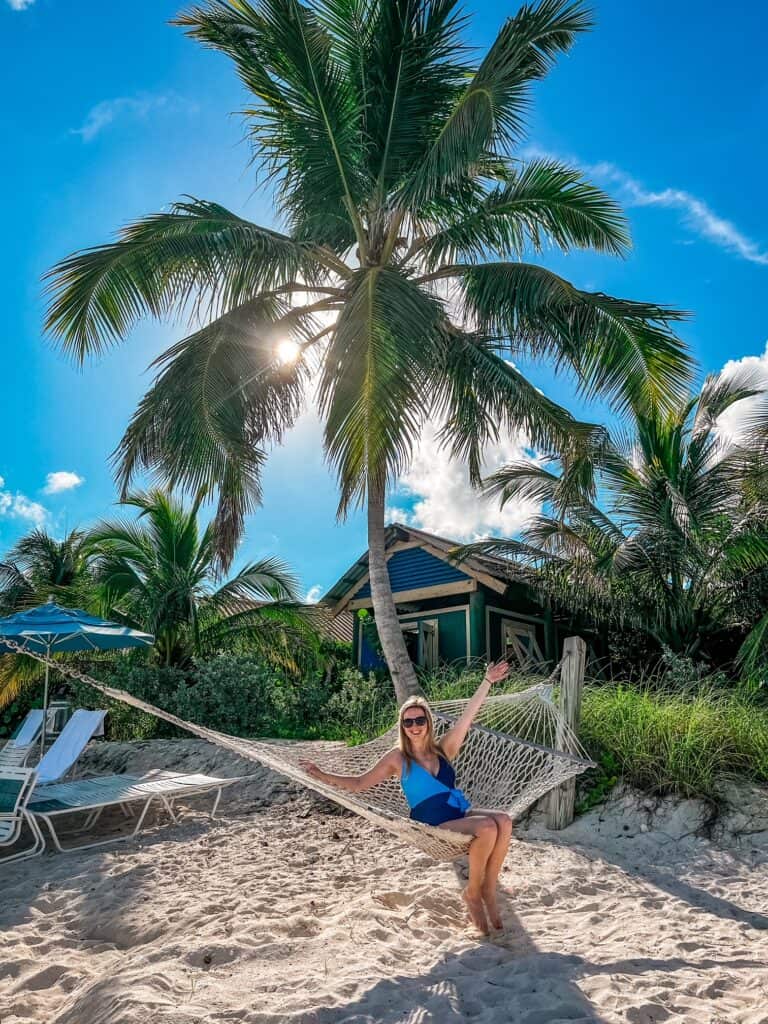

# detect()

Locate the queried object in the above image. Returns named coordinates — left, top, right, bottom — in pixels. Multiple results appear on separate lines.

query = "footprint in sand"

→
left=372, top=891, right=414, bottom=910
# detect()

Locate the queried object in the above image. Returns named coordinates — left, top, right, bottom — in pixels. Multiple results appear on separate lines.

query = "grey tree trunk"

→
left=367, top=477, right=422, bottom=705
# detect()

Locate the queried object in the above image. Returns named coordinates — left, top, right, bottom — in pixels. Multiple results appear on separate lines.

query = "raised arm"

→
left=440, top=661, right=510, bottom=761
left=298, top=749, right=401, bottom=793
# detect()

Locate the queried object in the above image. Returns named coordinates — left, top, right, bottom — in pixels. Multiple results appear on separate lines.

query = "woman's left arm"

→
left=441, top=661, right=510, bottom=760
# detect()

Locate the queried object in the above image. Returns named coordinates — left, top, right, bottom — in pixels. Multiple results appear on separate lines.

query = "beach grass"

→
left=579, top=684, right=768, bottom=801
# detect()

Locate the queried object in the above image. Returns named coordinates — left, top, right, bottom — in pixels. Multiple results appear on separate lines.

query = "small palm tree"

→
left=0, top=529, right=95, bottom=615
left=89, top=489, right=309, bottom=668
left=0, top=529, right=98, bottom=705
left=461, top=366, right=768, bottom=664
left=45, top=0, right=691, bottom=703
left=0, top=495, right=312, bottom=705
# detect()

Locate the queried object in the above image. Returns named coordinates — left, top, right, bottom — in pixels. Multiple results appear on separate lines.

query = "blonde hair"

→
left=398, top=696, right=445, bottom=772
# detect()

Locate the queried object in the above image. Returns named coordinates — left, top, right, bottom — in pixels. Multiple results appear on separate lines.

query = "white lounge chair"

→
left=0, top=768, right=46, bottom=864
left=28, top=770, right=242, bottom=852
left=35, top=709, right=107, bottom=785
left=0, top=709, right=45, bottom=768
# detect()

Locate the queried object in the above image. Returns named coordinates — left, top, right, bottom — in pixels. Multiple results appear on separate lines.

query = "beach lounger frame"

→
left=0, top=768, right=46, bottom=864
left=28, top=771, right=242, bottom=853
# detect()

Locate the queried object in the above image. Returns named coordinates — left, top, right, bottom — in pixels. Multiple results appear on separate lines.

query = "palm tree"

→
left=0, top=528, right=99, bottom=705
left=461, top=366, right=768, bottom=665
left=89, top=489, right=310, bottom=669
left=0, top=495, right=312, bottom=705
left=44, top=0, right=691, bottom=703
left=0, top=528, right=95, bottom=615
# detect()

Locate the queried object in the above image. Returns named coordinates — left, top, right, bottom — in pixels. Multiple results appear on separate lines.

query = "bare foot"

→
left=481, top=886, right=503, bottom=930
left=462, top=888, right=489, bottom=935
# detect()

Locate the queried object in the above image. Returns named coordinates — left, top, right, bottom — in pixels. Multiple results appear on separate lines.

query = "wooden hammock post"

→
left=546, top=635, right=587, bottom=830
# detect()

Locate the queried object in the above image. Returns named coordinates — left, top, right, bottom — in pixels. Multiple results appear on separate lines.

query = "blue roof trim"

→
left=354, top=547, right=470, bottom=600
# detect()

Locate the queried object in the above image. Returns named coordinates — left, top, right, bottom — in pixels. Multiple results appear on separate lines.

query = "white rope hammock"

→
left=2, top=640, right=594, bottom=860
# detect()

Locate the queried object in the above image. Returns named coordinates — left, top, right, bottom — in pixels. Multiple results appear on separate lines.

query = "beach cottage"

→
left=322, top=524, right=591, bottom=672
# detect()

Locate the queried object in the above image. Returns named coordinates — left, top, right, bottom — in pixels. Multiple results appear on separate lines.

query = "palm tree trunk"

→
left=367, top=477, right=422, bottom=705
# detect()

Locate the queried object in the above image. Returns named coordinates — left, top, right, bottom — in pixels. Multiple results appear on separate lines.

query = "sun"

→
left=276, top=339, right=300, bottom=365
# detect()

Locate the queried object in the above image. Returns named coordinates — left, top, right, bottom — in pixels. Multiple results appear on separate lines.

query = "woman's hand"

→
left=484, top=659, right=510, bottom=686
left=299, top=759, right=325, bottom=781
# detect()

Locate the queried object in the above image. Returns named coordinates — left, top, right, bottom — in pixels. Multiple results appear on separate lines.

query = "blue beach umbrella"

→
left=0, top=598, right=154, bottom=755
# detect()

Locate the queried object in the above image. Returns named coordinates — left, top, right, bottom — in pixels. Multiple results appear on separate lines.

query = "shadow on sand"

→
left=302, top=836, right=768, bottom=1024
left=557, top=834, right=768, bottom=932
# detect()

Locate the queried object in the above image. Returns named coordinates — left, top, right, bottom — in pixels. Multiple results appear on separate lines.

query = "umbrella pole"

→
left=40, top=648, right=50, bottom=759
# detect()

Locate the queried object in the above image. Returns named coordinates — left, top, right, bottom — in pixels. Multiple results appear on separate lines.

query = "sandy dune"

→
left=2, top=739, right=767, bottom=1023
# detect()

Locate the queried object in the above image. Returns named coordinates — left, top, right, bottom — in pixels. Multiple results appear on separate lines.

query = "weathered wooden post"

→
left=547, top=635, right=587, bottom=830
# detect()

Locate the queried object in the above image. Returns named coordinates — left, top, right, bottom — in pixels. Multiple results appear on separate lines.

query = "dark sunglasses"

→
left=401, top=714, right=428, bottom=729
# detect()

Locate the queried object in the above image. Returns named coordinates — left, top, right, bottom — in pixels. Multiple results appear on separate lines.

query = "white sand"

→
left=2, top=739, right=768, bottom=1024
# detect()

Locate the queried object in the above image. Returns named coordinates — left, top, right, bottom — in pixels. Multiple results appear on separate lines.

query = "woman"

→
left=300, top=661, right=513, bottom=934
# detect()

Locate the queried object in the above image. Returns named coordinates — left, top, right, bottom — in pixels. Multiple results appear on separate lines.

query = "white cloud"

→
left=715, top=342, right=768, bottom=442
left=6, top=0, right=35, bottom=9
left=72, top=93, right=197, bottom=142
left=43, top=471, right=84, bottom=495
left=304, top=584, right=324, bottom=604
left=598, top=165, right=768, bottom=267
left=525, top=145, right=768, bottom=267
left=387, top=422, right=541, bottom=542
left=0, top=477, right=47, bottom=526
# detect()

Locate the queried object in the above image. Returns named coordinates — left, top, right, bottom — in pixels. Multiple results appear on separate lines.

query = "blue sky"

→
left=1, top=0, right=767, bottom=600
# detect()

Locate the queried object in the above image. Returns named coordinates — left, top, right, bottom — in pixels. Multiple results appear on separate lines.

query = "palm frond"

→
left=424, top=158, right=629, bottom=265
left=113, top=296, right=318, bottom=566
left=45, top=199, right=326, bottom=360
left=177, top=0, right=370, bottom=250
left=431, top=329, right=591, bottom=485
left=207, top=556, right=301, bottom=609
left=318, top=266, right=445, bottom=512
left=459, top=261, right=692, bottom=413
left=400, top=0, right=592, bottom=208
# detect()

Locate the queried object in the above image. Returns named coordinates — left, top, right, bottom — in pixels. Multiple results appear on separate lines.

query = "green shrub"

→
left=67, top=654, right=364, bottom=742
left=173, top=655, right=302, bottom=737
left=326, top=667, right=396, bottom=741
left=67, top=661, right=186, bottom=741
left=0, top=687, right=43, bottom=740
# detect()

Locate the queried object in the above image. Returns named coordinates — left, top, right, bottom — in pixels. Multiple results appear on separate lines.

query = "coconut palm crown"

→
left=89, top=489, right=308, bottom=668
left=0, top=529, right=95, bottom=616
left=0, top=529, right=99, bottom=705
left=460, top=364, right=768, bottom=665
left=44, top=0, right=691, bottom=702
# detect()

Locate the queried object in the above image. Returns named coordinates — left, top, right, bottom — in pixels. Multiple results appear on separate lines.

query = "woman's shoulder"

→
left=384, top=748, right=404, bottom=770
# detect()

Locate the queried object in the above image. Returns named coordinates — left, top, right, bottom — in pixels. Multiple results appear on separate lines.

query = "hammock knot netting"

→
left=2, top=639, right=594, bottom=860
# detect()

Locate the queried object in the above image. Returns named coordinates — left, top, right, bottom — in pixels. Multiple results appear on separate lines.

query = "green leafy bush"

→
left=173, top=655, right=300, bottom=737
left=67, top=654, right=362, bottom=742
left=326, top=667, right=395, bottom=741
left=67, top=661, right=185, bottom=741
left=0, top=689, right=43, bottom=740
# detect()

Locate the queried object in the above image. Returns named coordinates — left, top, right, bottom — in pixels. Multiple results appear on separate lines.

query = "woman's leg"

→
left=470, top=811, right=513, bottom=929
left=439, top=815, right=499, bottom=933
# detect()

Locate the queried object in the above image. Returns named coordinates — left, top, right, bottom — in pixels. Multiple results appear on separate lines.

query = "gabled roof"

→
left=321, top=523, right=522, bottom=613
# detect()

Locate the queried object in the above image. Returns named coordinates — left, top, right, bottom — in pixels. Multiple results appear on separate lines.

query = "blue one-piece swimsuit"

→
left=401, top=756, right=471, bottom=826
